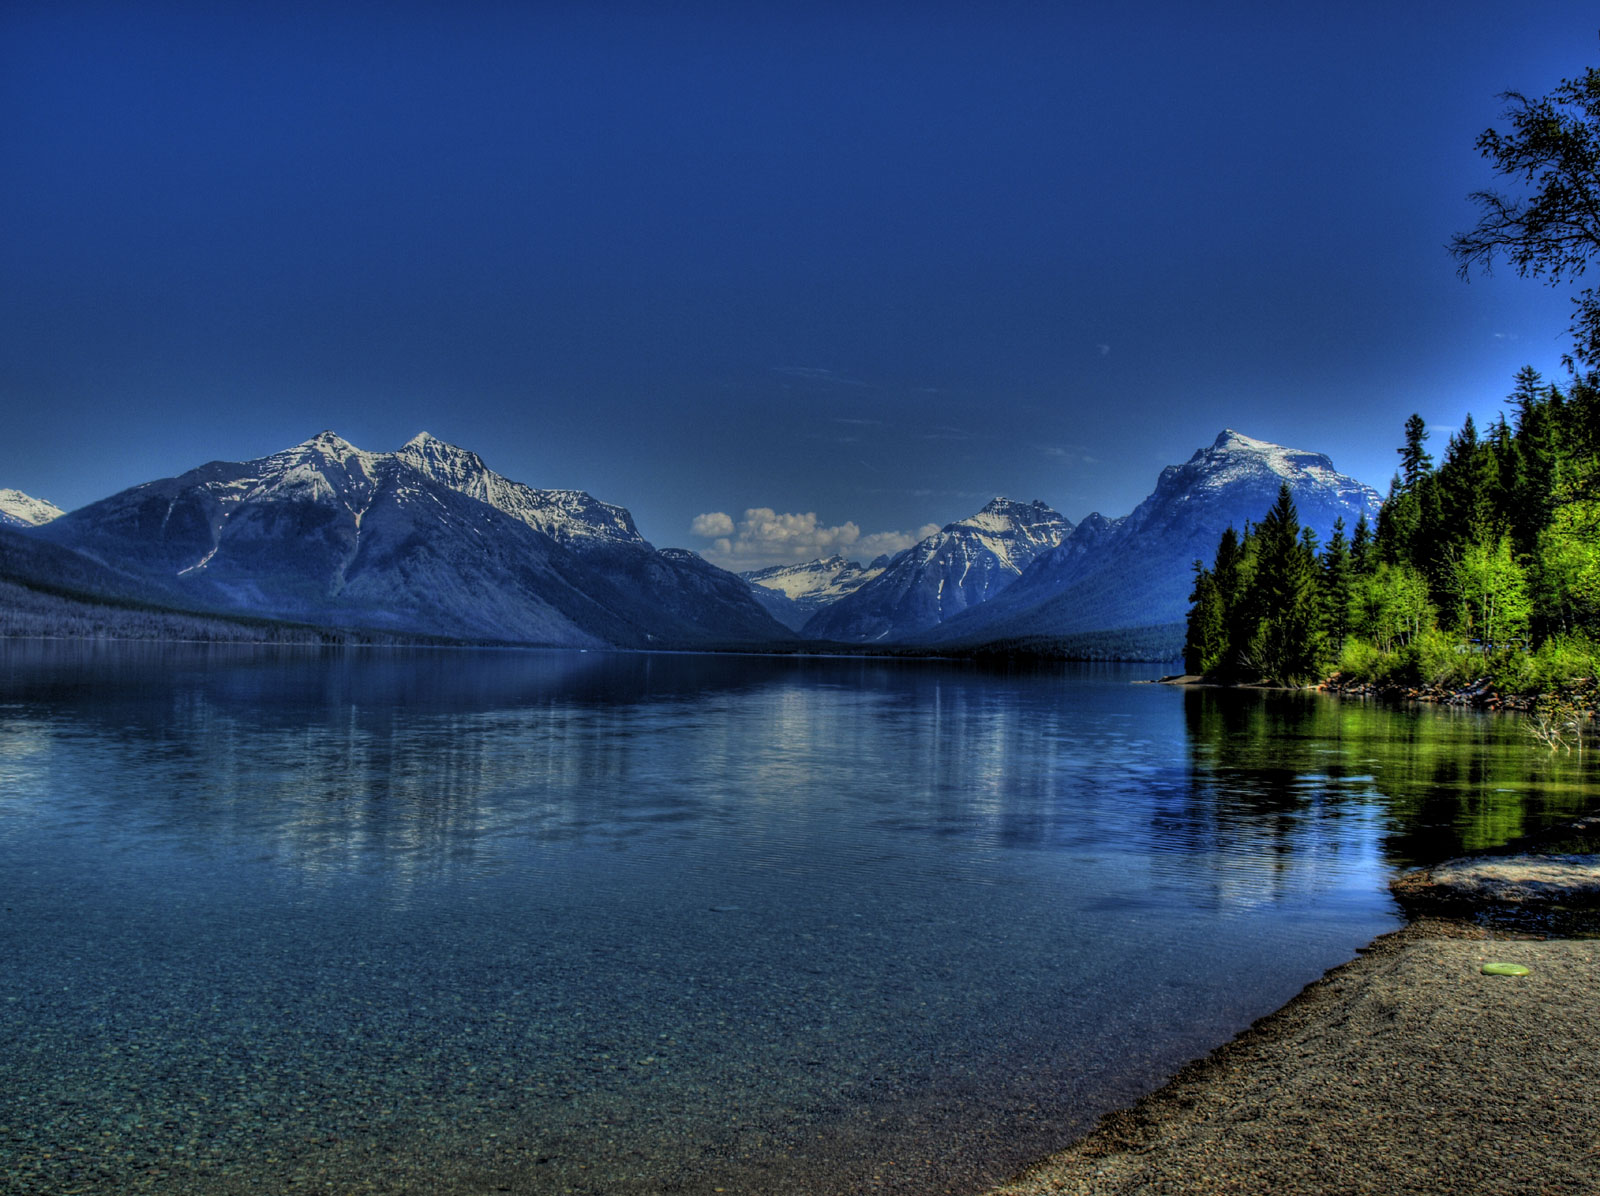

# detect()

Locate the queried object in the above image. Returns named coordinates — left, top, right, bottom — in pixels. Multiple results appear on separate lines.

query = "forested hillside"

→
left=1185, top=371, right=1599, bottom=689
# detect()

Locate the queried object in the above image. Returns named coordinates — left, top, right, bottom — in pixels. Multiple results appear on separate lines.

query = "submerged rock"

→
left=1392, top=831, right=1600, bottom=934
left=1393, top=855, right=1600, bottom=908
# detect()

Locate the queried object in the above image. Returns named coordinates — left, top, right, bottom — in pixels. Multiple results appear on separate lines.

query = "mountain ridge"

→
left=921, top=428, right=1383, bottom=649
left=28, top=433, right=789, bottom=649
left=802, top=497, right=1074, bottom=642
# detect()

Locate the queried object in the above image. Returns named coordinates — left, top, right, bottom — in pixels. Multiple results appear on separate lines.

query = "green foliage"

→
left=1398, top=412, right=1433, bottom=486
left=1404, top=626, right=1482, bottom=688
left=1244, top=487, right=1326, bottom=684
left=1188, top=54, right=1600, bottom=696
left=1450, top=535, right=1532, bottom=649
left=1450, top=65, right=1600, bottom=364
left=1336, top=636, right=1389, bottom=682
left=1183, top=560, right=1223, bottom=674
left=1351, top=562, right=1436, bottom=653
left=1320, top=517, right=1353, bottom=655
left=1494, top=633, right=1600, bottom=694
left=1187, top=360, right=1600, bottom=692
left=1535, top=498, right=1600, bottom=633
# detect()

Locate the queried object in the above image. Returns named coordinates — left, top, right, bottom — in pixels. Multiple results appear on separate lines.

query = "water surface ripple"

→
left=1, top=643, right=1592, bottom=1194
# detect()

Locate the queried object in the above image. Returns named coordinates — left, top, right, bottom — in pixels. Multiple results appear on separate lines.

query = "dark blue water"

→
left=1, top=643, right=1592, bottom=1195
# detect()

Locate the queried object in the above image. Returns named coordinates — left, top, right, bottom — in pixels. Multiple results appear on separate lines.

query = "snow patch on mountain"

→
left=1158, top=429, right=1381, bottom=512
left=0, top=489, right=65, bottom=528
left=398, top=431, right=646, bottom=548
left=923, top=429, right=1383, bottom=647
left=801, top=497, right=1072, bottom=641
left=741, top=554, right=886, bottom=602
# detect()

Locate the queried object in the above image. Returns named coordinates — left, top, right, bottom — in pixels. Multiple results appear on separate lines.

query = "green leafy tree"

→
left=1451, top=536, right=1532, bottom=650
left=1353, top=562, right=1436, bottom=654
left=1450, top=64, right=1600, bottom=364
left=1535, top=495, right=1600, bottom=635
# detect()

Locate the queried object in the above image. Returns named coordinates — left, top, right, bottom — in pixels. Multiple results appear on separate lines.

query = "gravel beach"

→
left=984, top=918, right=1600, bottom=1196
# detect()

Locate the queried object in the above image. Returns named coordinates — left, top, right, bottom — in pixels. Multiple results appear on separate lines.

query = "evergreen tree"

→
left=1183, top=560, right=1222, bottom=675
left=1246, top=485, right=1325, bottom=684
left=1437, top=414, right=1501, bottom=549
left=1375, top=474, right=1419, bottom=565
left=1399, top=413, right=1433, bottom=487
left=1320, top=517, right=1353, bottom=655
left=1349, top=512, right=1373, bottom=575
left=1506, top=376, right=1563, bottom=557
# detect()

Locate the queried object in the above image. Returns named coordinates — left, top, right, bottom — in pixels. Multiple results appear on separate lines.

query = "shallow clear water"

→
left=0, top=643, right=1593, bottom=1195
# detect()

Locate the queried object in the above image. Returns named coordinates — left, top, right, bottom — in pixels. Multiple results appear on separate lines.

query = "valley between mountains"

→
left=0, top=429, right=1380, bottom=658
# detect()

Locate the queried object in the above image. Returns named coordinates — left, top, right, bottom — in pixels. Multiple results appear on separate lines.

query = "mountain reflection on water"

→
left=0, top=643, right=1593, bottom=1195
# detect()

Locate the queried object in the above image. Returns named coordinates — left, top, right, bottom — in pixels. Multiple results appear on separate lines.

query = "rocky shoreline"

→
left=983, top=815, right=1600, bottom=1196
left=1320, top=671, right=1598, bottom=715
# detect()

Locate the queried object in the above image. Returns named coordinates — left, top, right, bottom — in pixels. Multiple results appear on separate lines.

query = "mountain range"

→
left=20, top=432, right=786, bottom=648
left=920, top=430, right=1383, bottom=647
left=1, top=428, right=1383, bottom=657
left=801, top=498, right=1074, bottom=642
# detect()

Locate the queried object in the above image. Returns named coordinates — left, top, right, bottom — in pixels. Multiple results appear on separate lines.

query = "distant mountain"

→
left=394, top=431, right=785, bottom=643
left=802, top=498, right=1073, bottom=642
left=0, top=488, right=64, bottom=528
left=29, top=432, right=788, bottom=648
left=740, top=554, right=890, bottom=631
left=925, top=429, right=1383, bottom=649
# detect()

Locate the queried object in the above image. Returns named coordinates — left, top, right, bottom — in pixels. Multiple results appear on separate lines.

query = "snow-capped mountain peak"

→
left=31, top=431, right=788, bottom=649
left=800, top=496, right=1072, bottom=641
left=921, top=429, right=1384, bottom=649
left=1144, top=428, right=1381, bottom=520
left=0, top=488, right=65, bottom=528
left=397, top=432, right=491, bottom=489
left=396, top=433, right=646, bottom=549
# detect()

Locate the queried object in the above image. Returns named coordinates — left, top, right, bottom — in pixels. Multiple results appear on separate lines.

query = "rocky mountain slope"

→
left=802, top=498, right=1073, bottom=642
left=925, top=429, right=1383, bottom=647
left=0, top=489, right=65, bottom=528
left=27, top=432, right=788, bottom=648
left=739, top=554, right=890, bottom=631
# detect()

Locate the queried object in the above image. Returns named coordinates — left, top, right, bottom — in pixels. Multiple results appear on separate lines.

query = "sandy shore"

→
left=983, top=917, right=1600, bottom=1195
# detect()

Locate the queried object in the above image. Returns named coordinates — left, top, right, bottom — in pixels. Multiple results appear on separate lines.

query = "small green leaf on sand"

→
left=1481, top=961, right=1531, bottom=976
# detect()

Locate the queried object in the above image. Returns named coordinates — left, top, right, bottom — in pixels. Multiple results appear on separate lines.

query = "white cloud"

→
left=690, top=507, right=940, bottom=570
left=858, top=524, right=940, bottom=560
left=690, top=511, right=735, bottom=537
left=1097, top=343, right=1111, bottom=356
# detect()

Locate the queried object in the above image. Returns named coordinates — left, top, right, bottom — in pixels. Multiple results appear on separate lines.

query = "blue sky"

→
left=2, top=2, right=1594, bottom=569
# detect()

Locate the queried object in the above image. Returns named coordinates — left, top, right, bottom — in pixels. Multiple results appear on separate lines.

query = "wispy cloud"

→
left=1097, top=343, right=1111, bottom=356
left=771, top=366, right=870, bottom=388
left=689, top=507, right=939, bottom=570
left=1039, top=443, right=1098, bottom=465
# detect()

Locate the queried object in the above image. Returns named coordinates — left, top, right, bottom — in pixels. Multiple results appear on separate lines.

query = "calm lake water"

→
left=1, top=643, right=1595, bottom=1195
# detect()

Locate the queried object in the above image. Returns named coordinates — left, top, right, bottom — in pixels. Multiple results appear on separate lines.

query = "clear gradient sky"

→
left=3, top=2, right=1594, bottom=570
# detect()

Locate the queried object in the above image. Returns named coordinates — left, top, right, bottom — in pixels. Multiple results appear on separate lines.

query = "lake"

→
left=1, top=643, right=1594, bottom=1195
